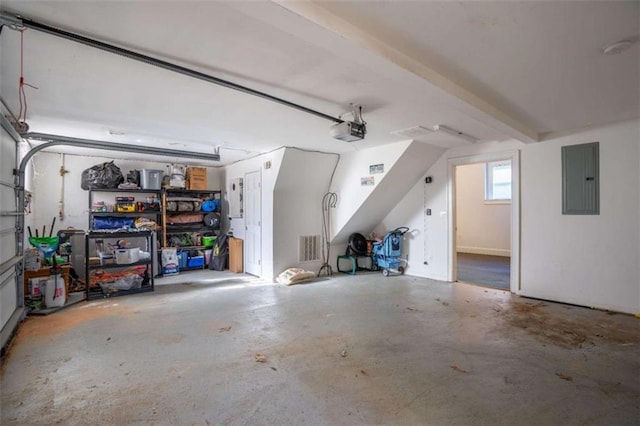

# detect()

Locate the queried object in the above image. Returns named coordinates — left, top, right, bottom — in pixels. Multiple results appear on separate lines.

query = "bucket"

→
left=202, top=236, right=216, bottom=247
left=44, top=274, right=66, bottom=308
left=140, top=169, right=163, bottom=190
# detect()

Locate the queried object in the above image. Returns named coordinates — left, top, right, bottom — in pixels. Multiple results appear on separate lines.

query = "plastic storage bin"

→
left=177, top=251, right=188, bottom=269
left=187, top=256, right=204, bottom=268
left=115, top=248, right=140, bottom=264
left=140, top=169, right=163, bottom=190
left=202, top=236, right=216, bottom=247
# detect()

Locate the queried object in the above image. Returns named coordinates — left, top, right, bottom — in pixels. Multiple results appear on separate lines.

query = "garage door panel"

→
left=0, top=122, right=20, bottom=337
left=0, top=231, right=16, bottom=264
left=0, top=270, right=17, bottom=330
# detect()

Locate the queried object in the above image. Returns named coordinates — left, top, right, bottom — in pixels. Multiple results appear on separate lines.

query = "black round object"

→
left=348, top=233, right=367, bottom=256
left=203, top=212, right=221, bottom=228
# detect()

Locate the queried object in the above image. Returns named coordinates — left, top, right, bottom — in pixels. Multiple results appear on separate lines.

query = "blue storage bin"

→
left=187, top=256, right=204, bottom=268
left=177, top=251, right=188, bottom=269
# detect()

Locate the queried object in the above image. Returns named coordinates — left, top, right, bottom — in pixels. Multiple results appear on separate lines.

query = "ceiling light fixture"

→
left=602, top=36, right=638, bottom=55
left=432, top=124, right=478, bottom=143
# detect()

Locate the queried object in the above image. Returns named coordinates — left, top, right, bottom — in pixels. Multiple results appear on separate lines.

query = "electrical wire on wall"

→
left=16, top=29, right=38, bottom=131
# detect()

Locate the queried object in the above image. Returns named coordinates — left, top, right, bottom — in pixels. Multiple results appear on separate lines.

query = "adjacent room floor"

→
left=457, top=252, right=511, bottom=290
left=1, top=271, right=638, bottom=425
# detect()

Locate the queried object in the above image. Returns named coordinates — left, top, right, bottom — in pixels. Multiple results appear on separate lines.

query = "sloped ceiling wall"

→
left=273, top=148, right=339, bottom=276
left=331, top=141, right=445, bottom=244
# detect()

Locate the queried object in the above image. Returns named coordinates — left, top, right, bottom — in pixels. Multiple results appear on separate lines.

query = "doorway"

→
left=244, top=170, right=262, bottom=276
left=455, top=162, right=511, bottom=289
left=448, top=151, right=520, bottom=293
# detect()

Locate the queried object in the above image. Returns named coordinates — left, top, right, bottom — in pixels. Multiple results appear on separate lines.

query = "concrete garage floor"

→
left=1, top=272, right=638, bottom=425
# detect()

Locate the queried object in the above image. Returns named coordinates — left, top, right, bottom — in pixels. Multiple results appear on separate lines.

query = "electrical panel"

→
left=228, top=177, right=243, bottom=218
left=562, top=142, right=599, bottom=215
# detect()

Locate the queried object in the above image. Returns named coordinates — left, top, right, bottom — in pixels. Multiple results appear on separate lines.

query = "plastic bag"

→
left=81, top=161, right=124, bottom=190
left=126, top=170, right=140, bottom=185
left=100, top=273, right=142, bottom=293
left=92, top=216, right=135, bottom=230
left=162, top=248, right=179, bottom=275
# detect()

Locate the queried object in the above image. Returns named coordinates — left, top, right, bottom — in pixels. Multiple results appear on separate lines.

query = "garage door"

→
left=0, top=118, right=23, bottom=351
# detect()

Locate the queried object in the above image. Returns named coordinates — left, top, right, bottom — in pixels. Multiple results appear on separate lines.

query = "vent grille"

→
left=299, top=235, right=321, bottom=262
left=390, top=125, right=433, bottom=138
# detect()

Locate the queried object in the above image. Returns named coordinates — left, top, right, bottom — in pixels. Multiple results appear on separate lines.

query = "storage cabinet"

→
left=162, top=189, right=222, bottom=272
left=85, top=230, right=154, bottom=300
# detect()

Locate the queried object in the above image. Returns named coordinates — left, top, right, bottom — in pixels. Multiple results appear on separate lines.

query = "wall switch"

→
left=426, top=208, right=432, bottom=216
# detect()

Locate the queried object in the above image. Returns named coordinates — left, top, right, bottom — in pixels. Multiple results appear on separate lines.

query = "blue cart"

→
left=372, top=227, right=409, bottom=276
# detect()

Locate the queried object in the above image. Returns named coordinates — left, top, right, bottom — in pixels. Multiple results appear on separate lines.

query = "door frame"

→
left=243, top=170, right=262, bottom=277
left=447, top=150, right=520, bottom=293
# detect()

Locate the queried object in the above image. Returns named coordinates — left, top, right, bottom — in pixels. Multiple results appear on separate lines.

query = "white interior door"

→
left=244, top=171, right=261, bottom=276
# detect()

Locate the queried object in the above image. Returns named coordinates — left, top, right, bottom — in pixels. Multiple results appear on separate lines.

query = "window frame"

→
left=484, top=159, right=512, bottom=204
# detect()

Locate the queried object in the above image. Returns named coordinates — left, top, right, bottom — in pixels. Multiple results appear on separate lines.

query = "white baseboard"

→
left=457, top=246, right=511, bottom=257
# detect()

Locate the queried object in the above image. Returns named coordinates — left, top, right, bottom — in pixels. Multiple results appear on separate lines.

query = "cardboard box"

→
left=186, top=167, right=207, bottom=190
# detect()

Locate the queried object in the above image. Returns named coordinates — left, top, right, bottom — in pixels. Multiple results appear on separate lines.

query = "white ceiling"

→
left=1, top=1, right=637, bottom=165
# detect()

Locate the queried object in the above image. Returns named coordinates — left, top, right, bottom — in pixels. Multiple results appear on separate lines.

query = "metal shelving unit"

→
left=85, top=230, right=154, bottom=300
left=88, top=189, right=162, bottom=226
left=88, top=189, right=163, bottom=276
left=162, top=188, right=221, bottom=272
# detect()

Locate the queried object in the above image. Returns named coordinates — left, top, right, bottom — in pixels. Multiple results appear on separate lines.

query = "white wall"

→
left=455, top=163, right=510, bottom=256
left=330, top=140, right=411, bottom=240
left=273, top=149, right=338, bottom=276
left=381, top=119, right=639, bottom=314
left=25, top=152, right=223, bottom=245
left=380, top=140, right=523, bottom=281
left=520, top=119, right=639, bottom=314
left=330, top=140, right=445, bottom=243
left=224, top=149, right=286, bottom=281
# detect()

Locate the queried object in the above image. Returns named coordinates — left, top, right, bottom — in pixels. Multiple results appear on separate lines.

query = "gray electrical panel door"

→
left=562, top=142, right=599, bottom=215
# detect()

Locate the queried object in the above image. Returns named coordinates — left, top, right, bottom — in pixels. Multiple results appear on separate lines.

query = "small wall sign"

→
left=369, top=163, right=384, bottom=174
left=361, top=176, right=375, bottom=186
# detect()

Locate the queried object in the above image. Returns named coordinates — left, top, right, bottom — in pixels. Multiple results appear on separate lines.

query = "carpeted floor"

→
left=457, top=252, right=510, bottom=289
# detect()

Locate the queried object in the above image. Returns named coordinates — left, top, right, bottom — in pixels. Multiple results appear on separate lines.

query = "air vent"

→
left=299, top=235, right=321, bottom=262
left=390, top=125, right=433, bottom=139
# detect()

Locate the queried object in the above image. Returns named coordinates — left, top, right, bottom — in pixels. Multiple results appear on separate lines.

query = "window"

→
left=485, top=160, right=512, bottom=201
